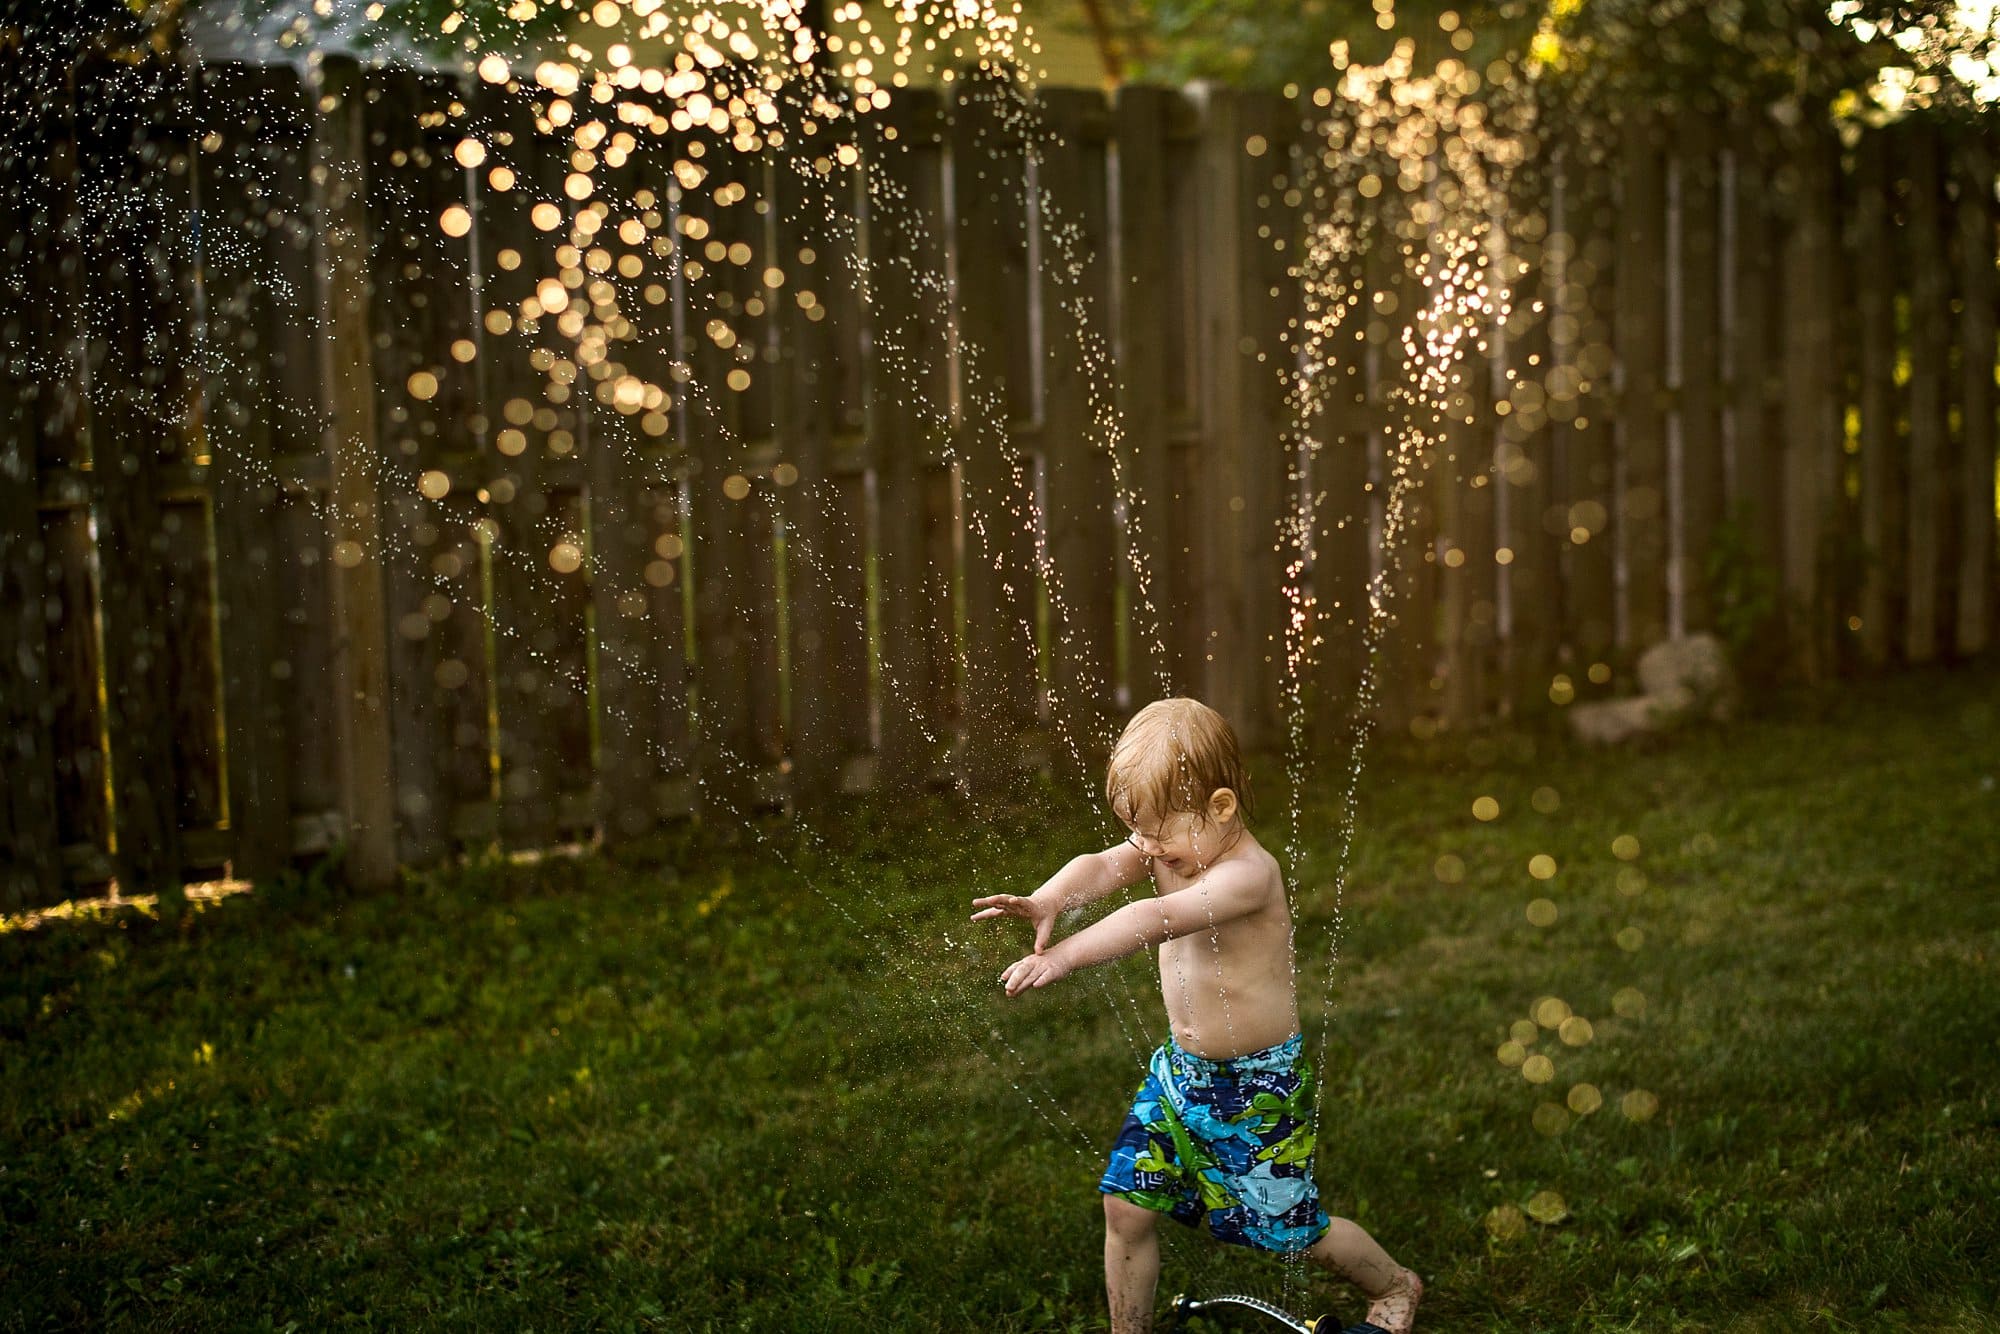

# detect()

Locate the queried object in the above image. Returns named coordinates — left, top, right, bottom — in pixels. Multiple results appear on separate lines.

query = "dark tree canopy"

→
left=1037, top=0, right=2000, bottom=127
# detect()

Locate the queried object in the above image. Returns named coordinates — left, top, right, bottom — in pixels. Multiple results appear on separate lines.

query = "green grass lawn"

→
left=4, top=666, right=1999, bottom=1332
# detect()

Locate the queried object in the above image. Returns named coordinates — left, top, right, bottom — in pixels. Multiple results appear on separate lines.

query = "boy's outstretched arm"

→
left=996, top=860, right=1270, bottom=997
left=971, top=842, right=1150, bottom=954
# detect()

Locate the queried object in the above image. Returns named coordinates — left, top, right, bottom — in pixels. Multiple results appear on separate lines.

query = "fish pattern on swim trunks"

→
left=1098, top=1033, right=1331, bottom=1254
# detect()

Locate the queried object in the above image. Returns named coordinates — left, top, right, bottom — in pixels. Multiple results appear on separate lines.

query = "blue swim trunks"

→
left=1098, top=1033, right=1332, bottom=1254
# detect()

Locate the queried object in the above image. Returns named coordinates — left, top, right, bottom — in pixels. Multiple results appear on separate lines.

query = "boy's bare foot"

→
left=1362, top=1267, right=1422, bottom=1334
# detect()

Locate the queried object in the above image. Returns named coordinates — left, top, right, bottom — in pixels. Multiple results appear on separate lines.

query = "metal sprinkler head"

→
left=1166, top=1290, right=1333, bottom=1333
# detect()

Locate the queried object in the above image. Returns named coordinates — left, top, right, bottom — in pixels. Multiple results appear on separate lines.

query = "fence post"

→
left=1955, top=132, right=1997, bottom=659
left=1903, top=120, right=1950, bottom=667
left=309, top=57, right=398, bottom=889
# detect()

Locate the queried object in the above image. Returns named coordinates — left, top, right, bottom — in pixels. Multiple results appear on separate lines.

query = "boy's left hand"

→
left=998, top=949, right=1071, bottom=997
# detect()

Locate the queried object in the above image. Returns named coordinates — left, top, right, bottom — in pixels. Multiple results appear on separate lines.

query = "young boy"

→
left=972, top=697, right=1423, bottom=1334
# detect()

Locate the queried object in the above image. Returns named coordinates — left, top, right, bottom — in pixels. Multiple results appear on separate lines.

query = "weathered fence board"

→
left=951, top=74, right=1041, bottom=792
left=1675, top=109, right=1724, bottom=636
left=1036, top=86, right=1118, bottom=776
left=199, top=62, right=309, bottom=882
left=1724, top=119, right=1786, bottom=665
left=1616, top=108, right=1669, bottom=651
left=1852, top=129, right=1901, bottom=668
left=1904, top=120, right=1951, bottom=667
left=1, top=46, right=69, bottom=909
left=1780, top=122, right=1843, bottom=681
left=1110, top=84, right=1182, bottom=703
left=1561, top=134, right=1619, bottom=668
left=1956, top=133, right=1996, bottom=659
left=77, top=57, right=189, bottom=898
left=864, top=88, right=953, bottom=789
left=1499, top=152, right=1558, bottom=712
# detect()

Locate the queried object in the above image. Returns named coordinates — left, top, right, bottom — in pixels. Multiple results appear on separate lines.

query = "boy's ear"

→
left=1208, top=788, right=1239, bottom=824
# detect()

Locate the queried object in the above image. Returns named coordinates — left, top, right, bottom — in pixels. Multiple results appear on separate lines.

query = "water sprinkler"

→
left=1166, top=1291, right=1330, bottom=1333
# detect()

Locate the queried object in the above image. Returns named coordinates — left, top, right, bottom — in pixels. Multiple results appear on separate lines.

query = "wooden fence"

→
left=1, top=55, right=1995, bottom=907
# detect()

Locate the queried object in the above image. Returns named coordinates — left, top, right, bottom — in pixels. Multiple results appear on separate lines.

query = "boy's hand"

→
left=997, top=949, right=1072, bottom=997
left=969, top=892, right=1056, bottom=954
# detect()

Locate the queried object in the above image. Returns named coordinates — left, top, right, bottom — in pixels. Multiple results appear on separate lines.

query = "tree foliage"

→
left=1062, top=0, right=2000, bottom=127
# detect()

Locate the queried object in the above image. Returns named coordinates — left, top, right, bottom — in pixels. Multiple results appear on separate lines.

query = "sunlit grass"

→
left=2, top=665, right=1997, bottom=1330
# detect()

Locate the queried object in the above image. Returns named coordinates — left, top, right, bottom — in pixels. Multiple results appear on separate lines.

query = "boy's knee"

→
left=1103, top=1194, right=1159, bottom=1241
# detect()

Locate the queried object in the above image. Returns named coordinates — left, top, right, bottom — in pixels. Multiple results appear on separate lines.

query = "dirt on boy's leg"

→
left=1103, top=1196, right=1162, bottom=1334
left=1304, top=1217, right=1423, bottom=1333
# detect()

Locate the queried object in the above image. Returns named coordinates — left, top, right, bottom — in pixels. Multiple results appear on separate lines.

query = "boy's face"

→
left=1117, top=791, right=1237, bottom=873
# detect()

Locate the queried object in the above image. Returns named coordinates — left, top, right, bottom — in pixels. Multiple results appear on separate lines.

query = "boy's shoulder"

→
left=1192, top=835, right=1283, bottom=900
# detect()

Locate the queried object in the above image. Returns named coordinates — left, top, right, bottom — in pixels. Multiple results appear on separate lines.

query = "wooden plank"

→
left=821, top=465, right=872, bottom=775
left=1851, top=129, right=1901, bottom=667
left=1616, top=109, right=1669, bottom=651
left=0, top=44, right=69, bottom=908
left=477, top=87, right=596, bottom=848
left=767, top=97, right=849, bottom=805
left=1956, top=132, right=1997, bottom=658
left=1244, top=93, right=1304, bottom=742
left=1675, top=110, right=1725, bottom=636
left=1498, top=166, right=1558, bottom=714
left=195, top=61, right=312, bottom=884
left=1299, top=147, right=1377, bottom=735
left=1723, top=117, right=1786, bottom=667
left=680, top=123, right=774, bottom=819
left=1034, top=86, right=1118, bottom=775
left=141, top=76, right=230, bottom=875
left=1159, top=96, right=1206, bottom=695
left=362, top=66, right=498, bottom=860
left=950, top=74, right=1040, bottom=792
left=308, top=56, right=399, bottom=889
left=863, top=88, right=953, bottom=789
left=253, top=69, right=345, bottom=859
left=1560, top=131, right=1619, bottom=668
left=1435, top=344, right=1488, bottom=730
left=1780, top=120, right=1843, bottom=681
left=74, top=56, right=185, bottom=902
left=811, top=152, right=875, bottom=780
left=23, top=56, right=107, bottom=888
left=1111, top=85, right=1177, bottom=707
left=1903, top=120, right=1950, bottom=666
left=1184, top=84, right=1293, bottom=747
left=161, top=490, right=226, bottom=869
left=536, top=92, right=688, bottom=842
left=1385, top=203, right=1439, bottom=733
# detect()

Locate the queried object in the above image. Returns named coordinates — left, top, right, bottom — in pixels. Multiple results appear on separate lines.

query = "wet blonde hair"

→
left=1104, top=697, right=1253, bottom=827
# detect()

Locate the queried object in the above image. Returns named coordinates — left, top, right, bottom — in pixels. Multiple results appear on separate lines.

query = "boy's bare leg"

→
left=1103, top=1195, right=1162, bottom=1334
left=1304, top=1217, right=1423, bottom=1333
